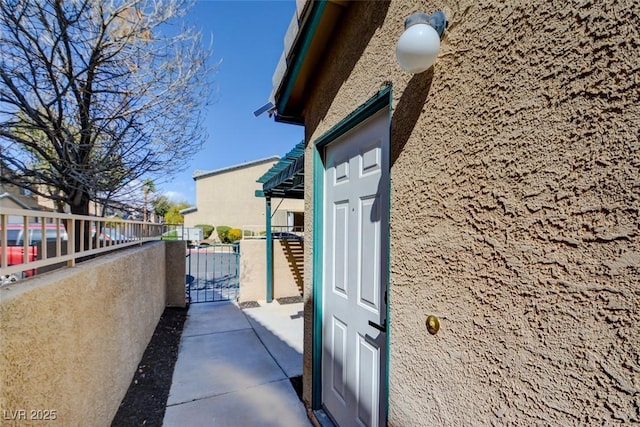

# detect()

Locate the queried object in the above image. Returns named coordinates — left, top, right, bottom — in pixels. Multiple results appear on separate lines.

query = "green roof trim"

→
left=276, top=0, right=329, bottom=119
left=315, top=85, right=392, bottom=149
left=257, top=140, right=305, bottom=199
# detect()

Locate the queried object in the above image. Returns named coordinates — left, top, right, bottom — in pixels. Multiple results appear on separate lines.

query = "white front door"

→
left=321, top=110, right=389, bottom=427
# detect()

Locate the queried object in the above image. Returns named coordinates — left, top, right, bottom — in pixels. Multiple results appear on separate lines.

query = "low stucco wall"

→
left=0, top=241, right=184, bottom=426
left=165, top=241, right=187, bottom=307
left=239, top=239, right=303, bottom=302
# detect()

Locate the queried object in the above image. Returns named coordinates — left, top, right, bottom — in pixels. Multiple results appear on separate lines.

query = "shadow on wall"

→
left=306, top=1, right=391, bottom=134
left=391, top=69, right=435, bottom=167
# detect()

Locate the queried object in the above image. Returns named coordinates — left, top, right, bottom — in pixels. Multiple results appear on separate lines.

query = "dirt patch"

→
left=111, top=306, right=188, bottom=426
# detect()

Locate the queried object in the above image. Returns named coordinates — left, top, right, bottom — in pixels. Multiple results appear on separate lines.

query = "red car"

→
left=1, top=223, right=68, bottom=277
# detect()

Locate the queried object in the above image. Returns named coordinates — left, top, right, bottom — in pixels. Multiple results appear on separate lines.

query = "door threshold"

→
left=313, top=409, right=337, bottom=427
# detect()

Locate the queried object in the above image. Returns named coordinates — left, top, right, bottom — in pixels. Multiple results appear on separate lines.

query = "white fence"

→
left=164, top=225, right=203, bottom=242
left=240, top=225, right=304, bottom=239
left=1, top=207, right=166, bottom=281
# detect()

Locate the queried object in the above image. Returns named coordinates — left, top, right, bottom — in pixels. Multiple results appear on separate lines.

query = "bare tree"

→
left=0, top=0, right=213, bottom=217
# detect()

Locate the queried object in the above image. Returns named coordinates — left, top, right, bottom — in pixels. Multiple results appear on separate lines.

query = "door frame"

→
left=311, top=85, right=392, bottom=423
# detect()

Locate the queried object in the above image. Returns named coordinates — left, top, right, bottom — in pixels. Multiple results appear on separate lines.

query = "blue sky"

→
left=162, top=0, right=303, bottom=205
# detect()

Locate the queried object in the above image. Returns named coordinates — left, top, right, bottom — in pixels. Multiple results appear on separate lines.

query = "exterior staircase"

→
left=279, top=238, right=304, bottom=296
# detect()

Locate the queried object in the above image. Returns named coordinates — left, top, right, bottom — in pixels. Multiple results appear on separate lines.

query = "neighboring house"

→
left=0, top=192, right=47, bottom=224
left=36, top=191, right=145, bottom=219
left=0, top=191, right=40, bottom=211
left=183, top=157, right=303, bottom=235
left=93, top=199, right=147, bottom=221
left=2, top=161, right=150, bottom=221
left=1, top=166, right=52, bottom=223
left=267, top=1, right=639, bottom=426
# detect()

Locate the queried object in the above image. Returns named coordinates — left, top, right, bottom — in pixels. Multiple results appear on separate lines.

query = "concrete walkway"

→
left=163, top=300, right=311, bottom=427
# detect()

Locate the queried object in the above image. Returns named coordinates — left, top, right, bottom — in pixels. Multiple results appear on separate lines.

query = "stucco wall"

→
left=0, top=241, right=179, bottom=426
left=301, top=0, right=639, bottom=425
left=165, top=240, right=187, bottom=307
left=239, top=239, right=303, bottom=302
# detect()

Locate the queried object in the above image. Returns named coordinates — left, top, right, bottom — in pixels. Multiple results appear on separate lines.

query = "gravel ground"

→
left=111, top=306, right=188, bottom=427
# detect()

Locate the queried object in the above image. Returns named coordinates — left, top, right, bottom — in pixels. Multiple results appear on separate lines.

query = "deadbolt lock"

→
left=426, top=315, right=440, bottom=335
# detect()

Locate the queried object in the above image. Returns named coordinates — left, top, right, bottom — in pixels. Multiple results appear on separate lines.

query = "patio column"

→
left=265, top=195, right=274, bottom=303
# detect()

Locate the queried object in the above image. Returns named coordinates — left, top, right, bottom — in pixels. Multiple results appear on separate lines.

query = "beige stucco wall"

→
left=184, top=158, right=304, bottom=232
left=165, top=240, right=187, bottom=307
left=300, top=0, right=639, bottom=424
left=0, top=241, right=184, bottom=426
left=239, top=239, right=303, bottom=302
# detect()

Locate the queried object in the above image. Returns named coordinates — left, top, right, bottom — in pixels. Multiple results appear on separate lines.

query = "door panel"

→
left=321, top=110, right=389, bottom=427
left=333, top=202, right=349, bottom=296
left=357, top=333, right=379, bottom=426
left=332, top=317, right=348, bottom=401
left=358, top=196, right=380, bottom=311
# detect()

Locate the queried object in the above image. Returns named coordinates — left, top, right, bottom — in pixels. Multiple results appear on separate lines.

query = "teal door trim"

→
left=266, top=196, right=274, bottom=302
left=311, top=85, right=392, bottom=412
left=311, top=146, right=324, bottom=409
left=314, top=86, right=392, bottom=149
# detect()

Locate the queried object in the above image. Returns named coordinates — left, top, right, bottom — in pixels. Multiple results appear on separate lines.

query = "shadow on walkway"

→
left=163, top=300, right=310, bottom=427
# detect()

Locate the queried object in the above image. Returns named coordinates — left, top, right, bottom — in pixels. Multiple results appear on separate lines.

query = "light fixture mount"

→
left=396, top=10, right=447, bottom=74
left=405, top=11, right=447, bottom=38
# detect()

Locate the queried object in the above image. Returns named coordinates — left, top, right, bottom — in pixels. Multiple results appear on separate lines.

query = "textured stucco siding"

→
left=302, top=0, right=639, bottom=425
left=166, top=240, right=187, bottom=307
left=0, top=242, right=170, bottom=426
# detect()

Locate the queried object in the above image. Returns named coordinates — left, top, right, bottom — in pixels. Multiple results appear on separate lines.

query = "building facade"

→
left=271, top=1, right=639, bottom=425
left=183, top=157, right=304, bottom=235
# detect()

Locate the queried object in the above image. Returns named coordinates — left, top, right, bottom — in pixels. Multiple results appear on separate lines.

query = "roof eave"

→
left=193, top=156, right=281, bottom=181
left=272, top=0, right=348, bottom=123
left=179, top=207, right=197, bottom=215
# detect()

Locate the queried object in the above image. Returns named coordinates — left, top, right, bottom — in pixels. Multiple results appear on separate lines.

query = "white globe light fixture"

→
left=396, top=11, right=447, bottom=73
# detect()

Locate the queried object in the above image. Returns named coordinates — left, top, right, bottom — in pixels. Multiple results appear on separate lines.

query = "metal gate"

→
left=185, top=243, right=239, bottom=303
